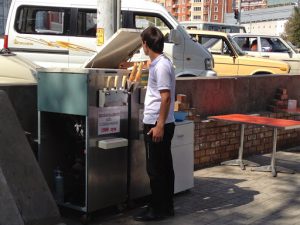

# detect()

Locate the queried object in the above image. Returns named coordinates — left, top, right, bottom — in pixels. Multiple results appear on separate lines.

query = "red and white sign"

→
left=98, top=109, right=120, bottom=135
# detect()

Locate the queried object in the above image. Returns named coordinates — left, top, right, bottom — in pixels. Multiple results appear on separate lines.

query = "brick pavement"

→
left=63, top=148, right=300, bottom=225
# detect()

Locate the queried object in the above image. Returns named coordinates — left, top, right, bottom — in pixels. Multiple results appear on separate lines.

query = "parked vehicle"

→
left=230, top=33, right=300, bottom=75
left=3, top=0, right=215, bottom=77
left=187, top=30, right=290, bottom=76
left=181, top=21, right=246, bottom=33
left=0, top=53, right=39, bottom=84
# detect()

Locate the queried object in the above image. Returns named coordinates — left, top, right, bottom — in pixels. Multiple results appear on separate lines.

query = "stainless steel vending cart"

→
left=38, top=68, right=130, bottom=213
left=37, top=29, right=144, bottom=213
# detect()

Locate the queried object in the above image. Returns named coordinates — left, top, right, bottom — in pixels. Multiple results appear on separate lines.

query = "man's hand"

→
left=148, top=124, right=164, bottom=143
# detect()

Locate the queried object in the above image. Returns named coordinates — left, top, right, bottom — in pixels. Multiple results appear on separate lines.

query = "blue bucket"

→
left=174, top=111, right=188, bottom=121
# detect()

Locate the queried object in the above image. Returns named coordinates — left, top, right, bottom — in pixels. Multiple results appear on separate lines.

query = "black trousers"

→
left=143, top=122, right=175, bottom=214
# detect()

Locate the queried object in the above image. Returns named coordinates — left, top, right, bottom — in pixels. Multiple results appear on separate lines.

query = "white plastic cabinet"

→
left=172, top=120, right=194, bottom=193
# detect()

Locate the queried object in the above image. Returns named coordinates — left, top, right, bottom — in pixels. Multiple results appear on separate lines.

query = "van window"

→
left=134, top=15, right=171, bottom=43
left=76, top=9, right=97, bottom=37
left=15, top=6, right=70, bottom=35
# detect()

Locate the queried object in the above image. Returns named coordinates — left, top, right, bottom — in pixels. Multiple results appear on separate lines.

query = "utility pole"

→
left=238, top=0, right=242, bottom=24
left=96, top=0, right=121, bottom=50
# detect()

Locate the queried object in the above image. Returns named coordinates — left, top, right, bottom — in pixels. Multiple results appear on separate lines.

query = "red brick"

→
left=199, top=143, right=209, bottom=150
left=211, top=154, right=221, bottom=161
left=253, top=139, right=261, bottom=146
left=218, top=146, right=227, bottom=152
left=258, top=133, right=265, bottom=139
left=230, top=138, right=239, bottom=144
left=277, top=88, right=287, bottom=95
left=226, top=132, right=236, bottom=138
left=244, top=129, right=253, bottom=135
left=199, top=150, right=206, bottom=157
left=230, top=124, right=240, bottom=131
left=217, top=133, right=226, bottom=140
left=253, top=127, right=261, bottom=133
left=221, top=127, right=230, bottom=132
left=207, top=134, right=217, bottom=141
left=210, top=141, right=221, bottom=148
left=220, top=152, right=230, bottom=160
left=226, top=145, right=236, bottom=152
left=220, top=139, right=230, bottom=146
left=198, top=136, right=206, bottom=142
left=200, top=156, right=211, bottom=163
left=244, top=141, right=252, bottom=148
left=199, top=129, right=209, bottom=136
left=206, top=149, right=216, bottom=155
left=265, top=131, right=273, bottom=137
left=247, top=134, right=256, bottom=141
left=195, top=150, right=201, bottom=158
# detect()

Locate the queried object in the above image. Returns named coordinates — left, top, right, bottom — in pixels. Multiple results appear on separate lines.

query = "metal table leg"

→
left=221, top=124, right=260, bottom=170
left=251, top=128, right=295, bottom=177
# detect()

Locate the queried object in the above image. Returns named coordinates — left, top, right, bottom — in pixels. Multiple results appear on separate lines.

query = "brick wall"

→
left=175, top=75, right=300, bottom=169
left=193, top=112, right=300, bottom=169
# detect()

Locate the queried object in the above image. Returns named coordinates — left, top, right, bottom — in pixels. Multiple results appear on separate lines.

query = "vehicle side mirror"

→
left=168, top=29, right=181, bottom=45
left=288, top=48, right=293, bottom=57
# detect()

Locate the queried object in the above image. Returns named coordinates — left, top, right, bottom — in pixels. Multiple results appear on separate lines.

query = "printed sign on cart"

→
left=98, top=108, right=120, bottom=135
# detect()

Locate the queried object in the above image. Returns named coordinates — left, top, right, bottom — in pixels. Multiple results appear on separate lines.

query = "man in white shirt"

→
left=134, top=26, right=176, bottom=221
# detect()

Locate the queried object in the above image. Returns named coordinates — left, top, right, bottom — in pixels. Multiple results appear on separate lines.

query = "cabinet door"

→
left=172, top=123, right=194, bottom=148
left=172, top=143, right=194, bottom=193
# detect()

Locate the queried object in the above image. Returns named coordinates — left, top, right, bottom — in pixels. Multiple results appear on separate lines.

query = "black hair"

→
left=140, top=26, right=164, bottom=54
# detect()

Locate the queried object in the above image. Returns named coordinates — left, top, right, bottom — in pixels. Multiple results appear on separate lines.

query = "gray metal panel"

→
left=38, top=72, right=88, bottom=116
left=87, top=71, right=129, bottom=212
left=128, top=87, right=151, bottom=199
left=84, top=29, right=142, bottom=69
left=87, top=146, right=128, bottom=212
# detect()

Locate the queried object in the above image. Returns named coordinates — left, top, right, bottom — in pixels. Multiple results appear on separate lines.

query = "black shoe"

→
left=133, top=208, right=165, bottom=221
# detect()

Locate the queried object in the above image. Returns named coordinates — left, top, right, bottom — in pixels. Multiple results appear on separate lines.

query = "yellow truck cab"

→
left=187, top=30, right=290, bottom=76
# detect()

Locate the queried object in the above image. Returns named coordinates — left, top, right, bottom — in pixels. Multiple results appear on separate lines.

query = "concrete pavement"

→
left=63, top=148, right=300, bottom=225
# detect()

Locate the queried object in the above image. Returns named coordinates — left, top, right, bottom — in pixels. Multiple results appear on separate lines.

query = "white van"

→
left=4, top=0, right=215, bottom=77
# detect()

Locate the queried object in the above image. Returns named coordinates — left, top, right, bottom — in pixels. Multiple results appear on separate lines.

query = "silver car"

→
left=230, top=33, right=300, bottom=75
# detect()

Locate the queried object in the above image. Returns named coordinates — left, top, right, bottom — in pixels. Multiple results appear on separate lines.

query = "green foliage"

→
left=284, top=7, right=300, bottom=47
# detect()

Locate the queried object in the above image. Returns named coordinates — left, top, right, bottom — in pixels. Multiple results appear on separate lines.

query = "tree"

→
left=283, top=7, right=300, bottom=48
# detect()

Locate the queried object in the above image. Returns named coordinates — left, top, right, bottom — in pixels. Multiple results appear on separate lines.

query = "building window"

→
left=194, top=6, right=202, bottom=11
left=214, top=6, right=218, bottom=12
left=214, top=0, right=218, bottom=3
left=193, top=15, right=201, bottom=20
left=214, top=15, right=218, bottom=20
left=194, top=0, right=202, bottom=2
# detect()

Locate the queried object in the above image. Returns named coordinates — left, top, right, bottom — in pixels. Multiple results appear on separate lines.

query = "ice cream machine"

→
left=38, top=68, right=131, bottom=213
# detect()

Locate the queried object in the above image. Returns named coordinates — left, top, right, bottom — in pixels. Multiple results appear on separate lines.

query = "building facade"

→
left=151, top=0, right=236, bottom=23
left=150, top=0, right=296, bottom=23
left=159, top=0, right=191, bottom=22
